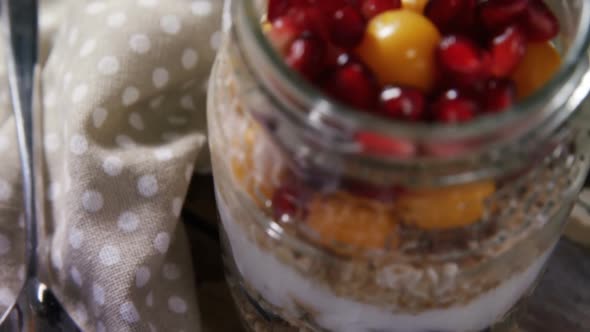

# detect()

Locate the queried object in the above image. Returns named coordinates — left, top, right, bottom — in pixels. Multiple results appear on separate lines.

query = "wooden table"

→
left=185, top=176, right=590, bottom=332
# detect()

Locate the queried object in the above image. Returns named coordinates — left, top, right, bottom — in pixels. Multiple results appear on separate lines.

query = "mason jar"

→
left=207, top=1, right=590, bottom=331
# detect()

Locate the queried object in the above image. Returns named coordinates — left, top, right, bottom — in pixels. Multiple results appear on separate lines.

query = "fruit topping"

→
left=396, top=181, right=496, bottom=230
left=265, top=0, right=561, bottom=125
left=480, top=78, right=516, bottom=113
left=431, top=89, right=478, bottom=123
left=356, top=131, right=417, bottom=157
left=305, top=192, right=399, bottom=250
left=357, top=10, right=441, bottom=91
left=479, top=0, right=529, bottom=33
left=437, top=35, right=489, bottom=85
left=489, top=25, right=527, bottom=77
left=322, top=57, right=380, bottom=110
left=285, top=34, right=326, bottom=79
left=331, top=5, right=367, bottom=49
left=512, top=42, right=561, bottom=99
left=401, top=0, right=428, bottom=13
left=522, top=0, right=560, bottom=42
left=361, top=0, right=402, bottom=20
left=272, top=183, right=310, bottom=223
left=379, top=86, right=426, bottom=121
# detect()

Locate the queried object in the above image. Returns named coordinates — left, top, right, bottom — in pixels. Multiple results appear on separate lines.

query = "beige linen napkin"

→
left=0, top=0, right=222, bottom=331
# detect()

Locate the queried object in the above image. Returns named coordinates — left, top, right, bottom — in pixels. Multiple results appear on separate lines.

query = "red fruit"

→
left=523, top=0, right=560, bottom=42
left=272, top=184, right=308, bottom=222
left=267, top=17, right=301, bottom=54
left=344, top=179, right=403, bottom=202
left=438, top=35, right=489, bottom=84
left=268, top=0, right=307, bottom=21
left=285, top=35, right=325, bottom=79
left=379, top=86, right=426, bottom=121
left=480, top=78, right=516, bottom=113
left=361, top=0, right=402, bottom=20
left=322, top=59, right=380, bottom=110
left=489, top=25, right=527, bottom=77
left=432, top=89, right=478, bottom=123
left=356, top=131, right=417, bottom=157
left=287, top=6, right=331, bottom=41
left=311, top=0, right=352, bottom=13
left=425, top=0, right=462, bottom=32
left=331, top=6, right=366, bottom=49
left=479, top=0, right=529, bottom=32
left=425, top=0, right=477, bottom=34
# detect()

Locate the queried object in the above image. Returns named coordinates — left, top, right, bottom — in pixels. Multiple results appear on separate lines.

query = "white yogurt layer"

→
left=219, top=192, right=553, bottom=332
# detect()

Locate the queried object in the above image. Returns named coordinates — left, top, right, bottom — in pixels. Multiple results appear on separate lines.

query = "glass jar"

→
left=208, top=1, right=590, bottom=331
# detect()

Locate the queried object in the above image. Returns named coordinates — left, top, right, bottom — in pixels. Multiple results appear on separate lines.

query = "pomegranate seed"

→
left=285, top=34, right=325, bottom=79
left=322, top=59, right=380, bottom=110
left=323, top=46, right=349, bottom=69
left=287, top=6, right=331, bottom=41
left=432, top=89, right=478, bottom=123
left=356, top=131, right=417, bottom=157
left=331, top=6, right=366, bottom=49
left=379, top=86, right=426, bottom=121
left=344, top=179, right=402, bottom=202
left=272, top=184, right=308, bottom=222
left=425, top=0, right=476, bottom=34
left=267, top=17, right=301, bottom=54
left=268, top=0, right=308, bottom=21
left=457, top=0, right=478, bottom=31
left=361, top=0, right=402, bottom=20
left=479, top=0, right=529, bottom=32
left=438, top=35, right=489, bottom=85
left=489, top=25, right=527, bottom=77
left=425, top=0, right=462, bottom=32
left=309, top=0, right=351, bottom=13
left=480, top=78, right=516, bottom=113
left=523, top=0, right=560, bottom=42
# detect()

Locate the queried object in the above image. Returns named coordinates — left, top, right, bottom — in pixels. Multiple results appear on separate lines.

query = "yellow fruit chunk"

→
left=306, top=192, right=399, bottom=251
left=357, top=10, right=441, bottom=91
left=402, top=0, right=428, bottom=13
left=396, top=181, right=496, bottom=230
left=262, top=21, right=273, bottom=33
left=512, top=42, right=562, bottom=100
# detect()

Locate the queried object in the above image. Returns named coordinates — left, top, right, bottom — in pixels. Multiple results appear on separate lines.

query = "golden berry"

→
left=396, top=181, right=496, bottom=230
left=357, top=9, right=441, bottom=91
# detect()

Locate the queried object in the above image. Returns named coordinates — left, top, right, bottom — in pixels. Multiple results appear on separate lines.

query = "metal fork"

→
left=0, top=0, right=79, bottom=331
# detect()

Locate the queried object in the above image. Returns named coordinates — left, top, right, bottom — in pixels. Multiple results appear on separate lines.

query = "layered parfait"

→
left=208, top=0, right=590, bottom=331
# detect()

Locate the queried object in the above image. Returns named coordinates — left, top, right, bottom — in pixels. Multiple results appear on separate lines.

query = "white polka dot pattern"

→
left=82, top=190, right=104, bottom=212
left=135, top=266, right=151, bottom=288
left=92, top=283, right=105, bottom=306
left=160, top=15, right=181, bottom=35
left=103, top=156, right=123, bottom=176
left=98, top=56, right=120, bottom=75
left=168, top=296, right=187, bottom=314
left=99, top=245, right=121, bottom=266
left=129, top=34, right=151, bottom=54
left=138, top=175, right=159, bottom=197
left=0, top=0, right=220, bottom=331
left=118, top=211, right=140, bottom=232
left=120, top=301, right=140, bottom=323
left=122, top=86, right=140, bottom=106
left=153, top=232, right=170, bottom=254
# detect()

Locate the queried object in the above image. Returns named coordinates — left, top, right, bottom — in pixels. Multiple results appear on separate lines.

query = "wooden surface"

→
left=185, top=175, right=590, bottom=332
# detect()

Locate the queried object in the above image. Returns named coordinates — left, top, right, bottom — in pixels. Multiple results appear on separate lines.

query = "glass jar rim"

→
left=234, top=0, right=590, bottom=148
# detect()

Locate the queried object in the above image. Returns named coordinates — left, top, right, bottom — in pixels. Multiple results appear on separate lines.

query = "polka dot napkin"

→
left=0, top=0, right=222, bottom=331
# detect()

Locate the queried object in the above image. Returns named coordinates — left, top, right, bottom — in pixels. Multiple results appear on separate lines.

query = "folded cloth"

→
left=0, top=0, right=223, bottom=331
